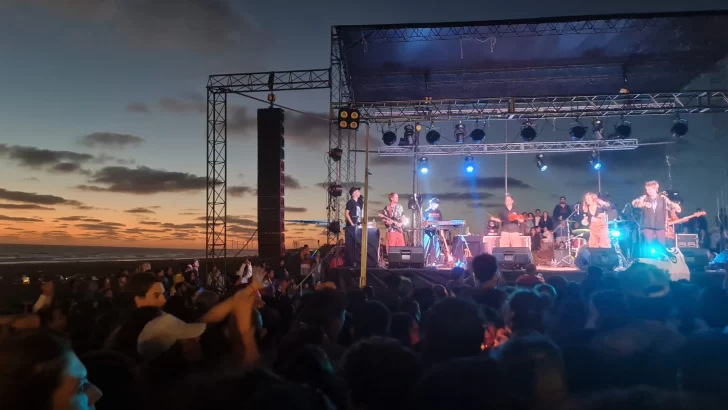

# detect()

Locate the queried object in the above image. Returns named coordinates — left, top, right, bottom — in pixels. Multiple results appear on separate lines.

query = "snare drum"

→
left=571, top=237, right=587, bottom=250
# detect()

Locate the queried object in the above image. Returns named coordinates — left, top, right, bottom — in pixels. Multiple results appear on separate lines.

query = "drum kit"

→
left=554, top=219, right=629, bottom=267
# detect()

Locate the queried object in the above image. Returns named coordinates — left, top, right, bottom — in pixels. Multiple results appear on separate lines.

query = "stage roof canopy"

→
left=335, top=11, right=728, bottom=102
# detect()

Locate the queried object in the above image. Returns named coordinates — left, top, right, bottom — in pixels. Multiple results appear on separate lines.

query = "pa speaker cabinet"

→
left=679, top=248, right=712, bottom=271
left=492, top=247, right=532, bottom=270
left=388, top=246, right=425, bottom=268
left=575, top=247, right=621, bottom=271
left=676, top=234, right=699, bottom=249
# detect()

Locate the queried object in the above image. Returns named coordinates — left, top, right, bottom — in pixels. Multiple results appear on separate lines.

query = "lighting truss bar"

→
left=340, top=16, right=675, bottom=46
left=378, top=139, right=639, bottom=156
left=207, top=69, right=330, bottom=93
left=335, top=92, right=728, bottom=121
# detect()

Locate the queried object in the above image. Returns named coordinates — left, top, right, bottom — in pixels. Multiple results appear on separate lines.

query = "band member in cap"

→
left=631, top=180, right=681, bottom=246
left=344, top=187, right=362, bottom=266
left=422, top=198, right=442, bottom=263
left=423, top=198, right=443, bottom=222
left=490, top=194, right=522, bottom=247
left=582, top=192, right=611, bottom=248
left=379, top=192, right=406, bottom=253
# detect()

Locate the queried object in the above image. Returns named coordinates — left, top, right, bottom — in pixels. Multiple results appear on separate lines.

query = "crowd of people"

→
left=1, top=252, right=728, bottom=410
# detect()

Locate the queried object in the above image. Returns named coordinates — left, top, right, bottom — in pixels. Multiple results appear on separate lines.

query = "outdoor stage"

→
left=324, top=265, right=726, bottom=294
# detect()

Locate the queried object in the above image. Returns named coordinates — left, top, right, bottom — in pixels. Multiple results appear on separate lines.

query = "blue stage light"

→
left=589, top=151, right=601, bottom=170
left=418, top=157, right=429, bottom=174
left=464, top=155, right=474, bottom=173
left=610, top=230, right=621, bottom=238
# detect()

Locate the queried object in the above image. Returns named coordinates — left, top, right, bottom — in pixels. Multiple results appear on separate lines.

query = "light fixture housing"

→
left=454, top=123, right=466, bottom=144
left=464, top=155, right=475, bottom=173
left=570, top=126, right=587, bottom=141
left=535, top=154, right=547, bottom=171
left=521, top=121, right=537, bottom=141
left=418, top=157, right=429, bottom=174
left=589, top=151, right=602, bottom=170
left=382, top=131, right=396, bottom=146
left=426, top=130, right=441, bottom=144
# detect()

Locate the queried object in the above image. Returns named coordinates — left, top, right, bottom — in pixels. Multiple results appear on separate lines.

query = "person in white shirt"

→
left=542, top=227, right=554, bottom=245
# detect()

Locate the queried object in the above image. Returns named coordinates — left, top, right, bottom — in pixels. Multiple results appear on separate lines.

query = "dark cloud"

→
left=0, top=144, right=93, bottom=170
left=228, top=225, right=257, bottom=234
left=0, top=203, right=55, bottom=211
left=196, top=215, right=256, bottom=226
left=19, top=0, right=264, bottom=52
left=0, top=188, right=83, bottom=206
left=76, top=222, right=124, bottom=232
left=161, top=222, right=207, bottom=230
left=52, top=162, right=85, bottom=173
left=0, top=215, right=43, bottom=222
left=80, top=132, right=145, bottom=148
left=317, top=181, right=373, bottom=192
left=285, top=175, right=303, bottom=189
left=455, top=177, right=532, bottom=190
left=229, top=107, right=330, bottom=149
left=284, top=207, right=307, bottom=213
left=178, top=212, right=199, bottom=216
left=80, top=166, right=207, bottom=194
left=400, top=192, right=495, bottom=201
left=55, top=216, right=101, bottom=222
left=124, top=227, right=165, bottom=235
left=139, top=220, right=161, bottom=226
left=125, top=207, right=156, bottom=214
left=229, top=185, right=254, bottom=197
left=126, top=102, right=151, bottom=113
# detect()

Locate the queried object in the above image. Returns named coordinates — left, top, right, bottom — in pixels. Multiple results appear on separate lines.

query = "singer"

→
left=581, top=192, right=611, bottom=248
left=631, top=180, right=681, bottom=246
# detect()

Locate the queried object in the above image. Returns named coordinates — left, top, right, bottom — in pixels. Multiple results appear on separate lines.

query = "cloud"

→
left=125, top=207, right=156, bottom=214
left=76, top=222, right=124, bottom=232
left=0, top=215, right=43, bottom=223
left=229, top=185, right=254, bottom=197
left=0, top=203, right=55, bottom=211
left=285, top=175, right=303, bottom=189
left=228, top=225, right=257, bottom=234
left=18, top=0, right=264, bottom=52
left=455, top=177, right=532, bottom=190
left=158, top=96, right=205, bottom=114
left=126, top=102, right=150, bottom=113
left=139, top=220, right=161, bottom=226
left=52, top=162, right=85, bottom=173
left=284, top=207, right=307, bottom=213
left=399, top=192, right=495, bottom=202
left=80, top=132, right=145, bottom=148
left=0, top=144, right=93, bottom=170
left=55, top=216, right=102, bottom=222
left=0, top=188, right=83, bottom=207
left=196, top=215, right=256, bottom=226
left=79, top=166, right=207, bottom=194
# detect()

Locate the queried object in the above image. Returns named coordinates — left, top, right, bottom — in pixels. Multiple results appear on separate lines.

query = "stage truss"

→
left=378, top=139, right=639, bottom=156
left=333, top=92, right=728, bottom=122
left=205, top=69, right=331, bottom=275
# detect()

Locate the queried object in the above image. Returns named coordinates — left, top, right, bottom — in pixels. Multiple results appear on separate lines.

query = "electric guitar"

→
left=378, top=213, right=408, bottom=230
left=439, top=228, right=455, bottom=266
left=666, top=211, right=706, bottom=239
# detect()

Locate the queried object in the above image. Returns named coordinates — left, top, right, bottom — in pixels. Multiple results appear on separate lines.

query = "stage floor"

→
left=324, top=265, right=726, bottom=293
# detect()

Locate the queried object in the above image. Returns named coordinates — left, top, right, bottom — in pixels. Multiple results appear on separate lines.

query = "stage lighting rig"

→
left=671, top=119, right=689, bottom=138
left=382, top=131, right=396, bottom=146
left=614, top=121, right=632, bottom=138
left=589, top=151, right=602, bottom=170
left=464, top=155, right=475, bottom=173
left=454, top=123, right=466, bottom=144
left=535, top=154, right=547, bottom=171
left=425, top=129, right=441, bottom=144
left=570, top=125, right=587, bottom=141
left=327, top=184, right=343, bottom=197
left=337, top=108, right=360, bottom=130
left=418, top=157, right=429, bottom=174
left=521, top=121, right=537, bottom=141
left=399, top=124, right=415, bottom=146
left=327, top=221, right=341, bottom=234
left=593, top=119, right=604, bottom=140
left=328, top=148, right=343, bottom=162
left=470, top=127, right=486, bottom=142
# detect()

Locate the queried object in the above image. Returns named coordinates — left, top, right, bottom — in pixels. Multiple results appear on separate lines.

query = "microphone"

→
left=622, top=203, right=631, bottom=213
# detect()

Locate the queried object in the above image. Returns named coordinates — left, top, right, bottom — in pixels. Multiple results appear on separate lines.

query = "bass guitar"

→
left=666, top=211, right=705, bottom=239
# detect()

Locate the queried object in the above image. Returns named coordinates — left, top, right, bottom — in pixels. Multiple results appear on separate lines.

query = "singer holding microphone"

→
left=631, top=180, right=681, bottom=246
left=581, top=193, right=611, bottom=248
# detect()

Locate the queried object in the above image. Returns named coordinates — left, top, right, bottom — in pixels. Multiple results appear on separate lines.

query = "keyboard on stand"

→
left=427, top=220, right=465, bottom=227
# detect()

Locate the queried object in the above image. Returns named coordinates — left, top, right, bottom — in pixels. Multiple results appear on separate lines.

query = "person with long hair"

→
left=582, top=192, right=611, bottom=248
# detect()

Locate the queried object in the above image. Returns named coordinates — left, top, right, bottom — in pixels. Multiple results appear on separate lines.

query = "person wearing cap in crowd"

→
left=422, top=198, right=443, bottom=264
left=344, top=187, right=362, bottom=267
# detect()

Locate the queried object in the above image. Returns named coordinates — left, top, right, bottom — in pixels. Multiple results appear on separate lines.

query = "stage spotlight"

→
left=470, top=128, right=486, bottom=142
left=327, top=221, right=341, bottom=234
left=337, top=108, right=360, bottom=130
left=399, top=124, right=415, bottom=146
left=454, top=123, right=466, bottom=144
left=535, top=154, right=547, bottom=171
left=593, top=119, right=604, bottom=139
left=570, top=126, right=587, bottom=141
left=671, top=119, right=688, bottom=138
left=521, top=121, right=537, bottom=141
left=418, top=157, right=429, bottom=174
left=426, top=129, right=441, bottom=144
left=328, top=148, right=343, bottom=162
left=382, top=131, right=396, bottom=146
left=615, top=122, right=632, bottom=138
left=327, top=184, right=343, bottom=197
left=610, top=230, right=621, bottom=238
left=589, top=151, right=602, bottom=170
left=464, top=155, right=474, bottom=173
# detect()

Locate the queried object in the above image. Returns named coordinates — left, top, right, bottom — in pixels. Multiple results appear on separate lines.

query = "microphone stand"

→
left=555, top=205, right=580, bottom=267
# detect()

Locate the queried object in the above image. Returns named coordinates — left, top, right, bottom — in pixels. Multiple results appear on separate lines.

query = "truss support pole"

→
left=206, top=90, right=227, bottom=278
left=360, top=124, right=370, bottom=287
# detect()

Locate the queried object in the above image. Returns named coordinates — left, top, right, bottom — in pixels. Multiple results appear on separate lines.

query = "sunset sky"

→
left=0, top=0, right=727, bottom=250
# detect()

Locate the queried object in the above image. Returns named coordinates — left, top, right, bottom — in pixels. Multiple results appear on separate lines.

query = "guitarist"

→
left=631, top=180, right=681, bottom=246
left=490, top=194, right=523, bottom=247
left=379, top=192, right=406, bottom=253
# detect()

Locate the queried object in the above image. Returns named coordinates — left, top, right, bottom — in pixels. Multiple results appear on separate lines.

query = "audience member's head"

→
left=618, top=262, right=672, bottom=322
left=422, top=298, right=485, bottom=365
left=587, top=289, right=629, bottom=331
left=340, top=337, right=423, bottom=410
left=546, top=276, right=569, bottom=295
left=390, top=312, right=419, bottom=347
left=472, top=253, right=499, bottom=288
left=506, top=290, right=548, bottom=334
left=352, top=300, right=391, bottom=341
left=81, top=351, right=142, bottom=410
left=699, top=287, right=728, bottom=329
left=295, top=289, right=348, bottom=341
left=125, top=272, right=166, bottom=309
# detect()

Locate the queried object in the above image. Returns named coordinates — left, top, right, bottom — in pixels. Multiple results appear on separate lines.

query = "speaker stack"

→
left=257, top=108, right=285, bottom=260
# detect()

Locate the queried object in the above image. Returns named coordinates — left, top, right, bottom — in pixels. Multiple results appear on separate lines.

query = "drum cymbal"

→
left=572, top=229, right=590, bottom=234
left=608, top=220, right=627, bottom=226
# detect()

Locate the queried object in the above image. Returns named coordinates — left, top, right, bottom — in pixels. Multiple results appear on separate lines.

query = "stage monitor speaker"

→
left=492, top=247, right=532, bottom=270
left=454, top=235, right=483, bottom=260
left=344, top=227, right=379, bottom=267
left=388, top=246, right=425, bottom=268
left=257, top=108, right=285, bottom=260
left=679, top=248, right=712, bottom=271
left=676, top=234, right=699, bottom=249
left=575, top=247, right=621, bottom=271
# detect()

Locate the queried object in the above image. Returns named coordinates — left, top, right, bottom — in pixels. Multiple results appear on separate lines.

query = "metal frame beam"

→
left=333, top=92, right=728, bottom=122
left=205, top=69, right=330, bottom=278
left=378, top=139, right=639, bottom=156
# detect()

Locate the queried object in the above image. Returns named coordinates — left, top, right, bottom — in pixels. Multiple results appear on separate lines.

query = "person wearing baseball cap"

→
left=137, top=313, right=207, bottom=361
left=344, top=186, right=362, bottom=266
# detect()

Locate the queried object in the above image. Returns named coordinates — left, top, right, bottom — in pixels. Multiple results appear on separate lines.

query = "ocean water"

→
left=0, top=243, right=254, bottom=264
